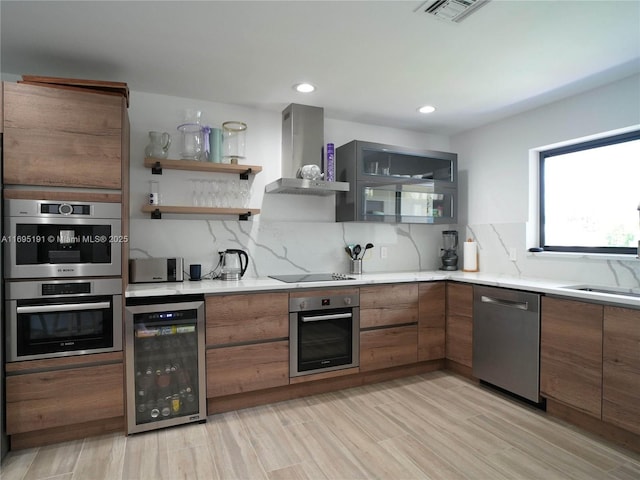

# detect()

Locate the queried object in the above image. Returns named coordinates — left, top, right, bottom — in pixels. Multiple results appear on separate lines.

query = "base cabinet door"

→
left=540, top=297, right=603, bottom=418
left=360, top=325, right=418, bottom=372
left=418, top=282, right=445, bottom=361
left=603, top=306, right=640, bottom=435
left=445, top=283, right=473, bottom=368
left=6, top=362, right=124, bottom=434
left=206, top=341, right=289, bottom=397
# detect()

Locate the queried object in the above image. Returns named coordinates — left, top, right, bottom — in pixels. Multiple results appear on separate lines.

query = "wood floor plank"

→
left=121, top=430, right=170, bottom=480
left=73, top=433, right=126, bottom=480
left=204, top=410, right=268, bottom=480
left=0, top=447, right=38, bottom=480
left=22, top=440, right=82, bottom=480
left=166, top=444, right=219, bottom=480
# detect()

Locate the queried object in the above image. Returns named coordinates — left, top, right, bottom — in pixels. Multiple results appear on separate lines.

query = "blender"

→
left=439, top=230, right=459, bottom=271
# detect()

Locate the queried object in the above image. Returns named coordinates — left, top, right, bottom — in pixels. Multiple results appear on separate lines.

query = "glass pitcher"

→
left=178, top=109, right=204, bottom=161
left=144, top=131, right=171, bottom=159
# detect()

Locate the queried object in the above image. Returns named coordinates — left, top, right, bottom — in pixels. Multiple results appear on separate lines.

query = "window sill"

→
left=527, top=251, right=639, bottom=261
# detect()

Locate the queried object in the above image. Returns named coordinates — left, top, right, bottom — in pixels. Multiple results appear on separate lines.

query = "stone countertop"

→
left=125, top=270, right=640, bottom=308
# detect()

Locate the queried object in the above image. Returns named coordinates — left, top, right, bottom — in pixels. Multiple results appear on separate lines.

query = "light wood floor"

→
left=1, top=371, right=639, bottom=480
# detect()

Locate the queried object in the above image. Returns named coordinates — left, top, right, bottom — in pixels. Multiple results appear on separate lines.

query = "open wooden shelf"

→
left=144, top=157, right=262, bottom=178
left=141, top=204, right=260, bottom=221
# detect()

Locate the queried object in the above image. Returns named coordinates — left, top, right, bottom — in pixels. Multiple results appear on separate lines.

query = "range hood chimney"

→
left=265, top=103, right=350, bottom=195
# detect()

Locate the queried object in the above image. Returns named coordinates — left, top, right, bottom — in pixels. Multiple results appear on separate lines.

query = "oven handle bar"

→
left=17, top=301, right=111, bottom=314
left=301, top=312, right=352, bottom=322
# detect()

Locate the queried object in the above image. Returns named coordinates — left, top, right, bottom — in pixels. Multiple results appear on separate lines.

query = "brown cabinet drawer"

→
left=360, top=325, right=418, bottom=372
left=418, top=282, right=446, bottom=361
left=360, top=284, right=418, bottom=329
left=206, top=292, right=289, bottom=345
left=6, top=362, right=124, bottom=434
left=206, top=341, right=289, bottom=397
left=540, top=297, right=603, bottom=418
left=3, top=82, right=123, bottom=189
left=445, top=283, right=473, bottom=367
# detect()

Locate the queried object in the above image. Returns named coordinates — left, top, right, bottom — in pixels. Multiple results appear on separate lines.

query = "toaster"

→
left=129, top=257, right=184, bottom=283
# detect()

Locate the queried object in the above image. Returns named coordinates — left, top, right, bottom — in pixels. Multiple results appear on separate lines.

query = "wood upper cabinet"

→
left=445, top=282, right=473, bottom=368
left=5, top=354, right=124, bottom=434
left=205, top=292, right=290, bottom=397
left=360, top=284, right=418, bottom=372
left=603, top=306, right=640, bottom=435
left=205, top=292, right=288, bottom=346
left=418, top=282, right=446, bottom=361
left=3, top=82, right=124, bottom=189
left=540, top=296, right=603, bottom=418
left=360, top=284, right=419, bottom=328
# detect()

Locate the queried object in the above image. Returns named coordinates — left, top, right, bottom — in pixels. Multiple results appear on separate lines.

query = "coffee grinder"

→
left=439, top=230, right=459, bottom=271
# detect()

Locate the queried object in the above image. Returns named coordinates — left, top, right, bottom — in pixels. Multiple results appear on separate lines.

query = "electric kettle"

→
left=219, top=249, right=248, bottom=281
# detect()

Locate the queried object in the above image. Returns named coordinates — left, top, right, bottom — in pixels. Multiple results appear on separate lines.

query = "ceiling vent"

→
left=416, top=0, right=490, bottom=23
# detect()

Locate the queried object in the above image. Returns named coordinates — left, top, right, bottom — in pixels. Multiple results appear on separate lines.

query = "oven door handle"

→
left=301, top=312, right=352, bottom=322
left=16, top=302, right=111, bottom=314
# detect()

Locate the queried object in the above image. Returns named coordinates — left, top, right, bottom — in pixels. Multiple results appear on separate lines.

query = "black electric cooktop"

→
left=269, top=273, right=355, bottom=283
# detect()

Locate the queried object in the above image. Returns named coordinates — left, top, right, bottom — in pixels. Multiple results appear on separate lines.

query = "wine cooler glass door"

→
left=125, top=299, right=206, bottom=434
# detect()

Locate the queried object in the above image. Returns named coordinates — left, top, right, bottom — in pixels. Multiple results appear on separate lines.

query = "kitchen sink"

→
left=560, top=285, right=640, bottom=298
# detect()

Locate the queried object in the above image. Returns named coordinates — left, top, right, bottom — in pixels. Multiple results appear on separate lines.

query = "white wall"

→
left=452, top=73, right=640, bottom=288
left=128, top=91, right=454, bottom=277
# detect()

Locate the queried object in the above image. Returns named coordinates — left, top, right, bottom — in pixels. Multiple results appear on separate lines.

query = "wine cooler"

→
left=125, top=295, right=206, bottom=434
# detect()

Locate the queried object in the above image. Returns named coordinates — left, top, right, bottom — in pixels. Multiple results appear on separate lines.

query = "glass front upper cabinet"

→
left=335, top=140, right=457, bottom=224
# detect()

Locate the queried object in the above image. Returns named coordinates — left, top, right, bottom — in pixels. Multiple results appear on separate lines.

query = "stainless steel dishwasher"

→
left=472, top=285, right=542, bottom=403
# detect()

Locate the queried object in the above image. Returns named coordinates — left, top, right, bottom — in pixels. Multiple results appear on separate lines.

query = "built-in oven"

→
left=5, top=278, right=122, bottom=362
left=4, top=198, right=122, bottom=279
left=289, top=289, right=359, bottom=377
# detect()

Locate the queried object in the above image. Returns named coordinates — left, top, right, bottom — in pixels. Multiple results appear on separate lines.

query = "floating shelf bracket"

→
left=151, top=161, right=162, bottom=175
left=240, top=168, right=252, bottom=180
left=151, top=208, right=162, bottom=219
left=239, top=211, right=252, bottom=221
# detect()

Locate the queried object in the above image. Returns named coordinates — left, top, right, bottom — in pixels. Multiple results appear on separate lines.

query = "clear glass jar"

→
left=222, top=121, right=247, bottom=164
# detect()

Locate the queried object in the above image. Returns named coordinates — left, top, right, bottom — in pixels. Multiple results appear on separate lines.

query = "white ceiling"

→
left=2, top=1, right=639, bottom=135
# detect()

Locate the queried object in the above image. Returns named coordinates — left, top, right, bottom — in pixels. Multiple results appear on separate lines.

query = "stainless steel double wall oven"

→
left=4, top=198, right=123, bottom=362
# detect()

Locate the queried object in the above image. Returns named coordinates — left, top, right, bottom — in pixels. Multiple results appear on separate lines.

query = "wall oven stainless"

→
left=290, top=289, right=359, bottom=377
left=4, top=198, right=122, bottom=279
left=5, top=278, right=122, bottom=362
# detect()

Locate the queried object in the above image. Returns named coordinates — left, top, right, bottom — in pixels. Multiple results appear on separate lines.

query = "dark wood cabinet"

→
left=445, top=282, right=473, bottom=368
left=3, top=82, right=125, bottom=189
left=418, top=282, right=446, bottom=361
left=540, top=297, right=603, bottom=418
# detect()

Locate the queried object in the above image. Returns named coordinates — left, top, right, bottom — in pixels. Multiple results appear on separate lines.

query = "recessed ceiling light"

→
left=293, top=83, right=316, bottom=93
left=418, top=105, right=436, bottom=114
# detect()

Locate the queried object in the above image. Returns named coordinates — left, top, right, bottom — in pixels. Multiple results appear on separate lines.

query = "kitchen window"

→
left=539, top=129, right=640, bottom=254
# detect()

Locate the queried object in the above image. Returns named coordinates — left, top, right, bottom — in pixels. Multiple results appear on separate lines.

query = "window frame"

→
left=539, top=129, right=640, bottom=255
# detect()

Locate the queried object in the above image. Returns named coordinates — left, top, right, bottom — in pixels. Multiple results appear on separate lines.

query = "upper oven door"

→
left=4, top=199, right=122, bottom=278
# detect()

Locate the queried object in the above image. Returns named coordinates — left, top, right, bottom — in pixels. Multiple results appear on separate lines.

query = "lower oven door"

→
left=6, top=293, right=123, bottom=362
left=290, top=307, right=359, bottom=377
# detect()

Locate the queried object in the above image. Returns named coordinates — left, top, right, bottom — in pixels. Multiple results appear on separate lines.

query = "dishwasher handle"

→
left=480, top=295, right=529, bottom=311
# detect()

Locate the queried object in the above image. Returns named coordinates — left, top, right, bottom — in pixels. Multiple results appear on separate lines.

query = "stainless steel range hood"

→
left=265, top=103, right=350, bottom=196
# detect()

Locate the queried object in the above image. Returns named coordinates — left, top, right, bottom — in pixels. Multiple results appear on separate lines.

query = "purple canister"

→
left=325, top=143, right=335, bottom=181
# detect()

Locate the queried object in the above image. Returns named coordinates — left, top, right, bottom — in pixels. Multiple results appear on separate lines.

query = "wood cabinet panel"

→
left=445, top=283, right=473, bottom=367
left=603, top=306, right=640, bottom=435
left=6, top=362, right=124, bottom=434
left=3, top=82, right=123, bottom=189
left=206, top=292, right=289, bottom=345
left=206, top=341, right=289, bottom=397
left=540, top=297, right=603, bottom=418
left=418, top=282, right=446, bottom=361
left=360, top=325, right=418, bottom=372
left=360, top=284, right=418, bottom=329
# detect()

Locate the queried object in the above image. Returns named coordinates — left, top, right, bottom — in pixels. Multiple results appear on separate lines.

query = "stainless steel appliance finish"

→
left=125, top=296, right=206, bottom=434
left=129, top=257, right=184, bottom=283
left=290, top=291, right=359, bottom=377
left=5, top=278, right=123, bottom=362
left=265, top=104, right=350, bottom=195
left=270, top=273, right=355, bottom=283
left=0, top=134, right=6, bottom=461
left=472, top=285, right=542, bottom=403
left=4, top=198, right=122, bottom=278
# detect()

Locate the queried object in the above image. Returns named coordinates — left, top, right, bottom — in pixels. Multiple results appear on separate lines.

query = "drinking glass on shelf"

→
left=198, top=180, right=207, bottom=207
left=239, top=181, right=250, bottom=208
left=190, top=179, right=199, bottom=206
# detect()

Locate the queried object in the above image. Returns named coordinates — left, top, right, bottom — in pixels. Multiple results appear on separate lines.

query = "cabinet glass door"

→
left=361, top=183, right=455, bottom=223
left=361, top=148, right=454, bottom=182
